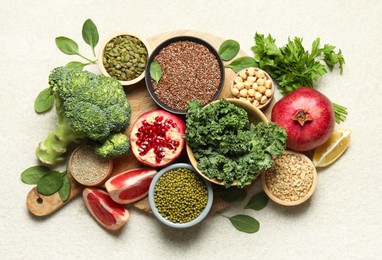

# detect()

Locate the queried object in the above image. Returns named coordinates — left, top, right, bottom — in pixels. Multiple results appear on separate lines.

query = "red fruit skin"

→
left=130, top=110, right=186, bottom=167
left=271, top=87, right=335, bottom=151
left=105, top=168, right=157, bottom=204
left=82, top=188, right=130, bottom=231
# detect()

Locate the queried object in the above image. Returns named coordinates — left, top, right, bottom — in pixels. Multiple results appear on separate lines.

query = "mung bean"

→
left=154, top=168, right=208, bottom=223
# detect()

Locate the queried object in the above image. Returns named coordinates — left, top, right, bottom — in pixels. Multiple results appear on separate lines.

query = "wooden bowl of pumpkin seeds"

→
left=98, top=32, right=151, bottom=86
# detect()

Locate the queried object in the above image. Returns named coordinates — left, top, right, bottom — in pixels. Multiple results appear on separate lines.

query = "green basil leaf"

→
left=55, top=36, right=79, bottom=55
left=82, top=19, right=99, bottom=56
left=218, top=187, right=247, bottom=202
left=225, top=56, right=258, bottom=73
left=244, top=191, right=269, bottom=210
left=37, top=171, right=64, bottom=196
left=58, top=172, right=71, bottom=202
left=34, top=88, right=54, bottom=114
left=228, top=214, right=260, bottom=233
left=219, top=39, right=240, bottom=61
left=150, top=61, right=162, bottom=83
left=21, top=166, right=51, bottom=184
left=65, top=61, right=87, bottom=70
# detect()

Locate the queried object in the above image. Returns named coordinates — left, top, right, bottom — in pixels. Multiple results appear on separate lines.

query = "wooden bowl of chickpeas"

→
left=230, top=67, right=274, bottom=110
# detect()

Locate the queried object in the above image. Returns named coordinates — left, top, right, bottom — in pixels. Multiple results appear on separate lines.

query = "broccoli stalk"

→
left=36, top=67, right=131, bottom=165
left=36, top=92, right=84, bottom=164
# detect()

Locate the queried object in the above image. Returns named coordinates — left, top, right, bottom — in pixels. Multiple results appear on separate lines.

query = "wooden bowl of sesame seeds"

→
left=261, top=150, right=317, bottom=206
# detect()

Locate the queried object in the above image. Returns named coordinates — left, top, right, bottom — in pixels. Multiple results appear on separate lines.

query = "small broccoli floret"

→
left=36, top=67, right=131, bottom=165
left=95, top=133, right=130, bottom=158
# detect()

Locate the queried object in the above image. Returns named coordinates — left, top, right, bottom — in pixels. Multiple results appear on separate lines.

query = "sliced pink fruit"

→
left=105, top=168, right=157, bottom=204
left=82, top=188, right=130, bottom=231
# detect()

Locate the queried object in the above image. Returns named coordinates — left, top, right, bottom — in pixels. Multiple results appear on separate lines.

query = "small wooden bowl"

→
left=261, top=150, right=317, bottom=206
left=98, top=32, right=151, bottom=86
left=186, top=98, right=268, bottom=186
left=230, top=67, right=274, bottom=110
left=68, top=145, right=113, bottom=186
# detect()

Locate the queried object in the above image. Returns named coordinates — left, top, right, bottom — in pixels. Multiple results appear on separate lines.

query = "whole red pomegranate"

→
left=271, top=87, right=335, bottom=151
left=130, top=110, right=185, bottom=167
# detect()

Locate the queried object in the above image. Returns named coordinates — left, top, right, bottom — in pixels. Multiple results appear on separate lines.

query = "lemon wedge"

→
left=313, top=129, right=352, bottom=167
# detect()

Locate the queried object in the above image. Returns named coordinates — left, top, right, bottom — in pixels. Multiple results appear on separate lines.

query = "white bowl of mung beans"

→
left=98, top=32, right=151, bottom=86
left=148, top=163, right=213, bottom=228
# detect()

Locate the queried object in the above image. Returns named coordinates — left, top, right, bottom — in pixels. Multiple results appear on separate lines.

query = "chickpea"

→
left=258, top=85, right=266, bottom=94
left=248, top=89, right=255, bottom=97
left=239, top=71, right=247, bottom=80
left=236, top=82, right=244, bottom=90
left=239, top=97, right=247, bottom=101
left=234, top=76, right=243, bottom=83
left=256, top=70, right=265, bottom=78
left=253, top=100, right=260, bottom=107
left=255, top=92, right=262, bottom=101
left=265, top=79, right=272, bottom=88
left=252, top=83, right=258, bottom=91
left=260, top=95, right=268, bottom=104
left=265, top=89, right=273, bottom=98
left=244, top=81, right=252, bottom=89
left=247, top=76, right=256, bottom=83
left=248, top=96, right=255, bottom=102
left=231, top=87, right=240, bottom=97
left=257, top=78, right=265, bottom=86
left=247, top=67, right=256, bottom=76
left=240, top=88, right=248, bottom=97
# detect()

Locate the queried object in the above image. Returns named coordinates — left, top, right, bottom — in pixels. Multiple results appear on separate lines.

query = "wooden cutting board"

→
left=26, top=30, right=270, bottom=217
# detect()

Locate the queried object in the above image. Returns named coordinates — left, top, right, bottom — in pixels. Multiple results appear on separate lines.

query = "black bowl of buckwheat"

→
left=145, top=36, right=225, bottom=115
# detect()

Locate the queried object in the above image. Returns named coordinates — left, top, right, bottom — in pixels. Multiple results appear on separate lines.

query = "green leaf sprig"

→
left=225, top=214, right=260, bottom=233
left=34, top=88, right=54, bottom=114
left=218, top=39, right=240, bottom=61
left=21, top=166, right=71, bottom=202
left=34, top=19, right=99, bottom=114
left=225, top=56, right=257, bottom=73
left=150, top=61, right=162, bottom=83
left=55, top=18, right=99, bottom=70
left=218, top=39, right=257, bottom=72
left=220, top=190, right=269, bottom=234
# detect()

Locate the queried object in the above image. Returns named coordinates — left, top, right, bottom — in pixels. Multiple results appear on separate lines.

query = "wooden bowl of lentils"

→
left=98, top=32, right=150, bottom=86
left=145, top=36, right=225, bottom=115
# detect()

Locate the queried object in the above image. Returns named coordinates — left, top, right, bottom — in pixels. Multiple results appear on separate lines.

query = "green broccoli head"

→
left=95, top=133, right=130, bottom=158
left=36, top=67, right=131, bottom=165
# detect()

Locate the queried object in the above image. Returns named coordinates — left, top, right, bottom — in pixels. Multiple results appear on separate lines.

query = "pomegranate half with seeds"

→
left=130, top=110, right=186, bottom=167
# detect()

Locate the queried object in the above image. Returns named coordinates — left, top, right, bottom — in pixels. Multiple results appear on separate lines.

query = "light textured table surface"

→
left=1, top=0, right=381, bottom=259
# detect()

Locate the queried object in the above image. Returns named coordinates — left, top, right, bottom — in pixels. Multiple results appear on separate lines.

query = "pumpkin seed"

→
left=102, top=34, right=148, bottom=81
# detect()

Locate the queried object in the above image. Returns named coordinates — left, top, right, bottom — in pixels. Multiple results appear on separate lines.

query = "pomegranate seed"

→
left=168, top=119, right=173, bottom=124
left=173, top=141, right=180, bottom=147
left=138, top=148, right=145, bottom=153
left=171, top=122, right=177, bottom=128
left=159, top=151, right=166, bottom=157
left=156, top=156, right=162, bottom=163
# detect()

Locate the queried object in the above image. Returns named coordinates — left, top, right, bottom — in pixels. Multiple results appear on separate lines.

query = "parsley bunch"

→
left=251, top=33, right=347, bottom=123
